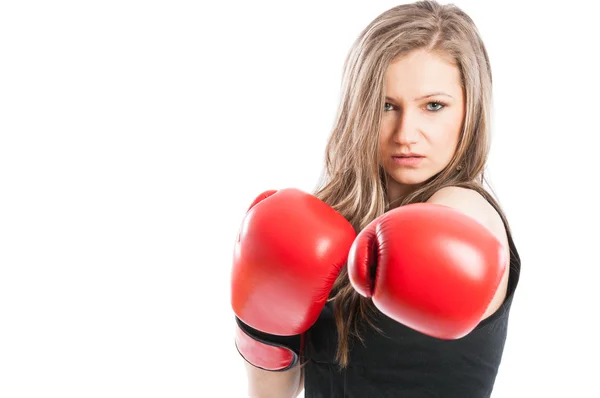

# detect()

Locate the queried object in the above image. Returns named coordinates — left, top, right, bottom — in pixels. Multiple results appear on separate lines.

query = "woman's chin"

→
left=387, top=170, right=429, bottom=186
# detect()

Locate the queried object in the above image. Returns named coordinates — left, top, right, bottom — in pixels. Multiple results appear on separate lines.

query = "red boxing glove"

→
left=348, top=202, right=506, bottom=339
left=231, top=188, right=356, bottom=370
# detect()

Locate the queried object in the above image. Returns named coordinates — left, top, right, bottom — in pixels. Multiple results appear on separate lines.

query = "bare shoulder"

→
left=426, top=186, right=510, bottom=320
left=426, top=186, right=504, bottom=238
left=427, top=186, right=490, bottom=224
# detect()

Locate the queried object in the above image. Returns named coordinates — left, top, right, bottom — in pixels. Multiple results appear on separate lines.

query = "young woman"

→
left=231, top=1, right=521, bottom=397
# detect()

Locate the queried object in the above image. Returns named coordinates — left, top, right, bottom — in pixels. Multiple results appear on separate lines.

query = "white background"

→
left=1, top=0, right=598, bottom=397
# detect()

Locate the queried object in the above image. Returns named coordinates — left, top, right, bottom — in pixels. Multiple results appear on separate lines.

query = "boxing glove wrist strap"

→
left=234, top=317, right=304, bottom=372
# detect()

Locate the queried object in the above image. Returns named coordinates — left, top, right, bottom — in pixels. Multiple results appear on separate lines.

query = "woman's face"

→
left=379, top=49, right=465, bottom=201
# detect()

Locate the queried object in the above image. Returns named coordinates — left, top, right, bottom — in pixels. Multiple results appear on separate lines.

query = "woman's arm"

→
left=244, top=363, right=304, bottom=398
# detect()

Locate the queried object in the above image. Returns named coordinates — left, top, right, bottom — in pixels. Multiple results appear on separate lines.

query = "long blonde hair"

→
left=311, top=0, right=512, bottom=368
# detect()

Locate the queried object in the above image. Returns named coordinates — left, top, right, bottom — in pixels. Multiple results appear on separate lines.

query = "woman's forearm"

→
left=244, top=362, right=304, bottom=398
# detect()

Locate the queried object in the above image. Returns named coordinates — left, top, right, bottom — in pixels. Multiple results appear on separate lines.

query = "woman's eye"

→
left=384, top=102, right=445, bottom=112
left=426, top=102, right=445, bottom=112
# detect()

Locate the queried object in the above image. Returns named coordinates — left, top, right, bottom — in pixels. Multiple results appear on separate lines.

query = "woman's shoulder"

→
left=426, top=186, right=508, bottom=261
left=426, top=186, right=505, bottom=235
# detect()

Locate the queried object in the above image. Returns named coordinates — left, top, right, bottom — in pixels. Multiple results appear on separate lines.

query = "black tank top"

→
left=303, top=199, right=521, bottom=398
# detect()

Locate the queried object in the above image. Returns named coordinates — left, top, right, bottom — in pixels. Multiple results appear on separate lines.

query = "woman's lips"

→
left=392, top=155, right=424, bottom=166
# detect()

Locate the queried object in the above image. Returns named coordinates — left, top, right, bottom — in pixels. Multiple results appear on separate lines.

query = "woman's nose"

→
left=393, top=113, right=419, bottom=145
